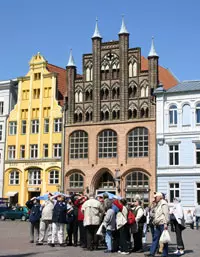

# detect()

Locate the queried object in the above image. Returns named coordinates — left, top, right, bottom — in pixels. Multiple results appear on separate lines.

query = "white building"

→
left=0, top=80, right=18, bottom=197
left=155, top=81, right=200, bottom=210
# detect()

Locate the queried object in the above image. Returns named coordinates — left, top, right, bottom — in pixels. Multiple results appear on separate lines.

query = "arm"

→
left=162, top=204, right=169, bottom=225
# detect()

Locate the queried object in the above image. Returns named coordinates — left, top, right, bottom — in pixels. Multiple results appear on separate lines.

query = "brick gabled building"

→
left=64, top=19, right=178, bottom=204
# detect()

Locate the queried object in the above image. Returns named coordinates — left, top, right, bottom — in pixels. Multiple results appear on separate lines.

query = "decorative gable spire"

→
left=92, top=18, right=102, bottom=39
left=67, top=49, right=76, bottom=67
left=119, top=15, right=129, bottom=35
left=148, top=36, right=159, bottom=57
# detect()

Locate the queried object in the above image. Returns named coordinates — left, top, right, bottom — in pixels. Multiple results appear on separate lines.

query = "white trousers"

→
left=52, top=222, right=65, bottom=244
left=39, top=220, right=52, bottom=243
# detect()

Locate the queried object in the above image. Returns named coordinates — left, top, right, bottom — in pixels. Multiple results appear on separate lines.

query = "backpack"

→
left=127, top=209, right=136, bottom=225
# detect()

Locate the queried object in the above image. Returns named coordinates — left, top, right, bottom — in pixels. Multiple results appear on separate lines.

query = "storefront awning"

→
left=6, top=191, right=18, bottom=197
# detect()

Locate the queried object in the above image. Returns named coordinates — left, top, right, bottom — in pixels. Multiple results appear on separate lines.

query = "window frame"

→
left=168, top=144, right=179, bottom=166
left=30, top=144, right=38, bottom=159
left=20, top=145, right=25, bottom=159
left=196, top=143, right=200, bottom=165
left=169, top=105, right=178, bottom=126
left=8, top=145, right=16, bottom=160
left=9, top=121, right=17, bottom=135
left=31, top=119, right=39, bottom=134
left=69, top=131, right=88, bottom=159
left=69, top=173, right=84, bottom=188
left=43, top=144, right=48, bottom=158
left=169, top=182, right=180, bottom=203
left=98, top=129, right=117, bottom=158
left=196, top=103, right=200, bottom=125
left=28, top=169, right=41, bottom=185
left=9, top=171, right=19, bottom=185
left=21, top=120, right=26, bottom=135
left=127, top=127, right=148, bottom=158
left=0, top=101, right=4, bottom=115
left=54, top=118, right=62, bottom=133
left=44, top=118, right=49, bottom=133
left=53, top=143, right=62, bottom=158
left=48, top=170, right=59, bottom=184
left=0, top=124, right=3, bottom=141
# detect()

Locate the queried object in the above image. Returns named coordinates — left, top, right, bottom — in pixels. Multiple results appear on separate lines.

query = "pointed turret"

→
left=92, top=18, right=102, bottom=39
left=67, top=49, right=76, bottom=67
left=119, top=16, right=129, bottom=35
left=148, top=37, right=158, bottom=57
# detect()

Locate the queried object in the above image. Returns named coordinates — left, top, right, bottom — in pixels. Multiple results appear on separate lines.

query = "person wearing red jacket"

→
left=74, top=195, right=87, bottom=248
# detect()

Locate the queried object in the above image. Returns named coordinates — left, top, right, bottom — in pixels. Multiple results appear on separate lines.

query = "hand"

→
left=31, top=197, right=36, bottom=201
left=164, top=224, right=168, bottom=230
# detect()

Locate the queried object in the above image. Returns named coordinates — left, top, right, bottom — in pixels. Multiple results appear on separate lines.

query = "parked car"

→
left=0, top=206, right=29, bottom=221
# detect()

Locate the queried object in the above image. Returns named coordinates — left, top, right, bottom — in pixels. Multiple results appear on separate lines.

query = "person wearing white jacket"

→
left=171, top=198, right=185, bottom=256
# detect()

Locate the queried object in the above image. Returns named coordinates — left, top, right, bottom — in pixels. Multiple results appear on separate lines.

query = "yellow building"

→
left=3, top=53, right=67, bottom=205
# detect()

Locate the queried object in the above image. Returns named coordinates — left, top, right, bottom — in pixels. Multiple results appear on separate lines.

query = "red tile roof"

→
left=141, top=56, right=178, bottom=90
left=47, top=63, right=67, bottom=106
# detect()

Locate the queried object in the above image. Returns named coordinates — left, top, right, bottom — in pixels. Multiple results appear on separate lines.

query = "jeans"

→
left=150, top=225, right=168, bottom=257
left=105, top=230, right=112, bottom=251
left=196, top=216, right=200, bottom=230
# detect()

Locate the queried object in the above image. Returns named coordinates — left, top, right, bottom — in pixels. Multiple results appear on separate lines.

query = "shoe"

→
left=104, top=250, right=112, bottom=253
left=49, top=243, right=55, bottom=247
left=29, top=240, right=34, bottom=243
left=144, top=254, right=155, bottom=257
left=118, top=250, right=121, bottom=253
left=67, top=243, right=73, bottom=246
left=74, top=243, right=77, bottom=247
left=179, top=250, right=185, bottom=255
left=176, top=250, right=184, bottom=256
left=135, top=249, right=143, bottom=253
left=120, top=252, right=130, bottom=255
left=59, top=243, right=65, bottom=247
left=174, top=250, right=179, bottom=254
left=36, top=242, right=43, bottom=245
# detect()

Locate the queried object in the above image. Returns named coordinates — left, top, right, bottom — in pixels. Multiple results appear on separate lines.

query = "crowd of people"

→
left=25, top=191, right=200, bottom=256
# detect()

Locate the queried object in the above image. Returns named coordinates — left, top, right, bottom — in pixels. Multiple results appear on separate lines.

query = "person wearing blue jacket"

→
left=26, top=197, right=41, bottom=243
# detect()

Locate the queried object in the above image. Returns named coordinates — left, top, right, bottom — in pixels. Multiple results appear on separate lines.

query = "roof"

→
left=166, top=80, right=200, bottom=93
left=140, top=56, right=178, bottom=90
left=47, top=63, right=67, bottom=106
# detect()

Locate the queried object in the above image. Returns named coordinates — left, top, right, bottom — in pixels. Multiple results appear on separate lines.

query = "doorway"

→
left=28, top=192, right=40, bottom=200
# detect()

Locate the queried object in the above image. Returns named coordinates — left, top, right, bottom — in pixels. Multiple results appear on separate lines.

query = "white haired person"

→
left=171, top=197, right=185, bottom=256
left=145, top=192, right=169, bottom=257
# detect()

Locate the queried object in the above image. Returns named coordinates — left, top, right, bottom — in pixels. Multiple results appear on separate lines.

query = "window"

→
left=21, top=109, right=28, bottom=119
left=98, top=130, right=117, bottom=158
left=196, top=143, right=200, bottom=165
left=53, top=144, right=61, bottom=158
left=8, top=145, right=16, bottom=159
left=32, top=108, right=39, bottom=118
left=43, top=144, right=48, bottom=158
left=169, top=144, right=179, bottom=165
left=31, top=120, right=39, bottom=134
left=9, top=121, right=17, bottom=135
left=85, top=89, right=93, bottom=101
left=0, top=124, right=3, bottom=141
left=129, top=62, right=137, bottom=77
left=75, top=91, right=83, bottom=103
left=20, top=145, right=25, bottom=159
left=169, top=183, right=180, bottom=203
left=9, top=171, right=19, bottom=185
left=141, top=86, right=148, bottom=97
left=44, top=119, right=49, bottom=133
left=197, top=183, right=200, bottom=204
left=70, top=131, right=88, bottom=159
left=33, top=88, right=40, bottom=99
left=44, top=87, right=52, bottom=98
left=34, top=73, right=41, bottom=80
left=43, top=107, right=50, bottom=117
left=85, top=65, right=93, bottom=81
left=169, top=105, right=177, bottom=125
left=21, top=120, right=26, bottom=134
left=22, top=90, right=29, bottom=100
left=128, top=127, right=148, bottom=158
left=49, top=170, right=59, bottom=184
left=30, top=144, right=38, bottom=159
left=182, top=104, right=190, bottom=126
left=196, top=103, right=200, bottom=124
left=54, top=118, right=62, bottom=132
left=28, top=169, right=41, bottom=185
left=0, top=101, right=4, bottom=115
left=69, top=173, right=84, bottom=188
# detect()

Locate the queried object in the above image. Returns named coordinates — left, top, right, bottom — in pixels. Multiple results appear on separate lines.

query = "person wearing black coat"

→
left=50, top=194, right=67, bottom=247
left=26, top=197, right=41, bottom=243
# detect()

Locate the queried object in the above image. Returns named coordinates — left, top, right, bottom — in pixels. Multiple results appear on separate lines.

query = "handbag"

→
left=159, top=230, right=171, bottom=244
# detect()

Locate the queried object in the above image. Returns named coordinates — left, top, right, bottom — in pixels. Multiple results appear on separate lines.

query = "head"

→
left=105, top=200, right=112, bottom=211
left=154, top=192, right=163, bottom=203
left=120, top=198, right=127, bottom=206
left=134, top=199, right=142, bottom=207
left=57, top=195, right=65, bottom=202
left=103, top=193, right=109, bottom=200
left=187, top=210, right=191, bottom=214
left=89, top=192, right=95, bottom=199
left=48, top=192, right=53, bottom=200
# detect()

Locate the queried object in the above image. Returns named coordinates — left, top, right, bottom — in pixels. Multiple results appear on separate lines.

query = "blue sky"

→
left=0, top=0, right=199, bottom=81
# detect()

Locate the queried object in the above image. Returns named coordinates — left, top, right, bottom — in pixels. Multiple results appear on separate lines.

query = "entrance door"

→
left=28, top=192, right=40, bottom=199
left=95, top=171, right=116, bottom=195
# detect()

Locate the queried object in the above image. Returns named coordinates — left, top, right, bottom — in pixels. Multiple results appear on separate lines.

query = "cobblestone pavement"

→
left=0, top=221, right=199, bottom=257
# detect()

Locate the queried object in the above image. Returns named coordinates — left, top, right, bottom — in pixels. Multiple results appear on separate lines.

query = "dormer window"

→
left=34, top=73, right=41, bottom=80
